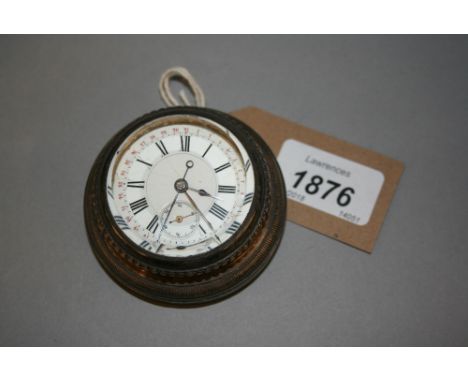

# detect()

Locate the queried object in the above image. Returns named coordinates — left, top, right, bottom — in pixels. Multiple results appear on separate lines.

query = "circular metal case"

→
left=84, top=107, right=286, bottom=305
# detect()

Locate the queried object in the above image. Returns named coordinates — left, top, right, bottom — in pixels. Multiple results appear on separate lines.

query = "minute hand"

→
left=184, top=192, right=221, bottom=244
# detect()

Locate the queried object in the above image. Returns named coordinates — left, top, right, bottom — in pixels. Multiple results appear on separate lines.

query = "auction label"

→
left=278, top=139, right=384, bottom=226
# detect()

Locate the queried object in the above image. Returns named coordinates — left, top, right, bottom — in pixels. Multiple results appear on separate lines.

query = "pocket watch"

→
left=84, top=71, right=286, bottom=305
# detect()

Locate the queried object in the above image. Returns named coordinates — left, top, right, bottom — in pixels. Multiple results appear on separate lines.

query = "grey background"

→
left=1, top=36, right=467, bottom=346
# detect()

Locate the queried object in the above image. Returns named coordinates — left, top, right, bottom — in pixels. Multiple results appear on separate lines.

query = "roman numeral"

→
left=209, top=203, right=228, bottom=220
left=114, top=215, right=129, bottom=230
left=218, top=185, right=236, bottom=194
left=244, top=192, right=254, bottom=205
left=155, top=140, right=169, bottom=156
left=202, top=143, right=212, bottom=157
left=244, top=159, right=251, bottom=173
left=180, top=135, right=190, bottom=152
left=130, top=197, right=148, bottom=215
left=127, top=181, right=145, bottom=188
left=146, top=215, right=159, bottom=234
left=107, top=185, right=113, bottom=199
left=199, top=224, right=206, bottom=234
left=136, top=158, right=152, bottom=167
left=226, top=221, right=241, bottom=234
left=214, top=162, right=231, bottom=173
left=140, top=240, right=151, bottom=250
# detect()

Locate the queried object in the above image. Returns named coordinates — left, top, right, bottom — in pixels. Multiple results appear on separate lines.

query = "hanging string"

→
left=159, top=67, right=206, bottom=107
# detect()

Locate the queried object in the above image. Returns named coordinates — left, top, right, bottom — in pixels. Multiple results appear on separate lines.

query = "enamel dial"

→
left=106, top=116, right=255, bottom=257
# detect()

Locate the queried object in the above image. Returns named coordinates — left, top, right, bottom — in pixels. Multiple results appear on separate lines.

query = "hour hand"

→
left=188, top=187, right=223, bottom=201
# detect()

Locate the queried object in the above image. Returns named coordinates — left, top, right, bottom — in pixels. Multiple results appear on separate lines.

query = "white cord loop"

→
left=159, top=67, right=206, bottom=107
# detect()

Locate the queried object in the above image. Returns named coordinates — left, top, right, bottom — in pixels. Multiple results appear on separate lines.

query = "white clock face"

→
left=105, top=116, right=255, bottom=257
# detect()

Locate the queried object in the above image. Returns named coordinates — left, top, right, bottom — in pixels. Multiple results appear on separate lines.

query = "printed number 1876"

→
left=293, top=171, right=355, bottom=207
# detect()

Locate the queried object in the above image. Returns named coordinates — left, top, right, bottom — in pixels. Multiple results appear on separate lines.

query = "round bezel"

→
left=104, top=112, right=256, bottom=260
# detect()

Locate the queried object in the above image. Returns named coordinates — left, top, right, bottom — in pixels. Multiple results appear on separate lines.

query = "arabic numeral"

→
left=305, top=175, right=323, bottom=195
left=292, top=170, right=355, bottom=207
left=293, top=171, right=307, bottom=188
left=339, top=211, right=360, bottom=223
left=321, top=180, right=340, bottom=199
left=337, top=187, right=355, bottom=207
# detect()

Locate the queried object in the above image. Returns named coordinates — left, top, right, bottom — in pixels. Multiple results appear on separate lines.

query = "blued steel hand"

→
left=188, top=187, right=223, bottom=201
left=153, top=160, right=194, bottom=252
left=153, top=193, right=178, bottom=253
left=184, top=191, right=221, bottom=244
left=182, top=160, right=194, bottom=179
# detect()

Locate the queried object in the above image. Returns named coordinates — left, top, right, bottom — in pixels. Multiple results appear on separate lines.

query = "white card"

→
left=278, top=139, right=385, bottom=226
